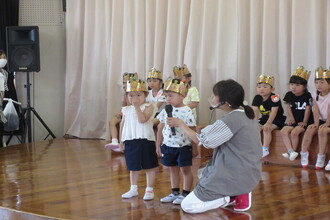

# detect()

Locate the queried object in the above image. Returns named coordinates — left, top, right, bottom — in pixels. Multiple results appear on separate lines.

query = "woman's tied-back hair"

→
left=213, top=79, right=254, bottom=119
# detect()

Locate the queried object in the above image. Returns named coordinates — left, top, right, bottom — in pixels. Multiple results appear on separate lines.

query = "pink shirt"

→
left=313, top=92, right=330, bottom=121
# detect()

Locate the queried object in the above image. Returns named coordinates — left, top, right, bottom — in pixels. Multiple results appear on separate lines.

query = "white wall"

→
left=7, top=0, right=65, bottom=144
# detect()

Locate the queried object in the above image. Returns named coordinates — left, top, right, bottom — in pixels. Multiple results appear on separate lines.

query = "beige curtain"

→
left=64, top=0, right=330, bottom=139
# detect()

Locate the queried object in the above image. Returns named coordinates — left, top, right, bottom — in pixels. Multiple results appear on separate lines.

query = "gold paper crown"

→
left=173, top=64, right=191, bottom=79
left=147, top=67, right=162, bottom=79
left=164, top=77, right=188, bottom=96
left=126, top=78, right=147, bottom=92
left=292, top=66, right=310, bottom=81
left=123, top=72, right=138, bottom=83
left=258, top=74, right=275, bottom=87
left=315, top=66, right=330, bottom=79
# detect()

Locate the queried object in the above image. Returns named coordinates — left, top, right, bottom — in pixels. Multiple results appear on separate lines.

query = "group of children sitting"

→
left=104, top=64, right=330, bottom=208
left=252, top=66, right=330, bottom=171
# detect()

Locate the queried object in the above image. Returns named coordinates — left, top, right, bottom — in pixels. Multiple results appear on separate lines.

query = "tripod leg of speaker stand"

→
left=30, top=108, right=56, bottom=140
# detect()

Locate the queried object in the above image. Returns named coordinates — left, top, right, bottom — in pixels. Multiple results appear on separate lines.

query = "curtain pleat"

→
left=65, top=0, right=330, bottom=139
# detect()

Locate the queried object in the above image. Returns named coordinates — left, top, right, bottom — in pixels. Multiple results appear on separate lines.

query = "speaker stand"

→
left=24, top=72, right=56, bottom=142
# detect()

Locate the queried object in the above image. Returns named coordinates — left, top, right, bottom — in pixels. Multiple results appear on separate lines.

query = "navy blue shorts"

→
left=124, top=139, right=158, bottom=171
left=160, top=144, right=192, bottom=167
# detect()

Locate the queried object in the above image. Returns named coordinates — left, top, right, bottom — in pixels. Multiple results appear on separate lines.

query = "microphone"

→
left=209, top=101, right=226, bottom=110
left=165, top=105, right=176, bottom=135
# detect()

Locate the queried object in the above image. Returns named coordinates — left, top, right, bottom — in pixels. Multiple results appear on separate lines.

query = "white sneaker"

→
left=160, top=193, right=179, bottom=203
left=315, top=154, right=326, bottom=170
left=300, top=152, right=309, bottom=168
left=325, top=160, right=330, bottom=171
left=282, top=153, right=290, bottom=159
left=289, top=151, right=299, bottom=161
left=172, top=195, right=185, bottom=205
left=143, top=190, right=154, bottom=200
left=262, top=148, right=269, bottom=158
left=122, top=190, right=138, bottom=199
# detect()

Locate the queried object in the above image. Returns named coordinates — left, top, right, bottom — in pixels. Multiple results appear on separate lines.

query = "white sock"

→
left=146, top=187, right=153, bottom=192
left=130, top=185, right=138, bottom=191
left=301, top=151, right=308, bottom=156
left=262, top=146, right=269, bottom=150
left=111, top=138, right=119, bottom=144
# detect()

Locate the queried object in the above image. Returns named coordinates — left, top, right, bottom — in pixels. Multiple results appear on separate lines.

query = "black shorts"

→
left=259, top=116, right=286, bottom=129
left=124, top=139, right=158, bottom=171
left=160, top=144, right=192, bottom=167
left=283, top=123, right=308, bottom=129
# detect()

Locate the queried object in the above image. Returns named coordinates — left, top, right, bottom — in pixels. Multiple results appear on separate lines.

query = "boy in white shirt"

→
left=156, top=78, right=196, bottom=205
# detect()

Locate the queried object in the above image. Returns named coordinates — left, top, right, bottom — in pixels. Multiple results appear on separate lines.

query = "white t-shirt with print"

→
left=157, top=105, right=196, bottom=148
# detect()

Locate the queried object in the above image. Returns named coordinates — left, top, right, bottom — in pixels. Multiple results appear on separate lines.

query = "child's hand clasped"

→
left=298, top=122, right=307, bottom=127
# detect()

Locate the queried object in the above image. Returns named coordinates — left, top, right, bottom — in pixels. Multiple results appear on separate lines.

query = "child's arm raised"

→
left=135, top=104, right=154, bottom=123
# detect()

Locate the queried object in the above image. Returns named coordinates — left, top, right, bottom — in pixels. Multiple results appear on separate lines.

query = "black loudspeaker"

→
left=6, top=26, right=40, bottom=72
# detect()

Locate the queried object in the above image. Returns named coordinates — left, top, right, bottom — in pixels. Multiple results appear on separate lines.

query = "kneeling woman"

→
left=167, top=79, right=262, bottom=214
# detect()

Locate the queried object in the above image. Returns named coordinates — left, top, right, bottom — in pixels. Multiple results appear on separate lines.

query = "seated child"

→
left=300, top=67, right=330, bottom=169
left=173, top=65, right=200, bottom=121
left=105, top=72, right=137, bottom=151
left=146, top=67, right=165, bottom=125
left=281, top=66, right=313, bottom=161
left=252, top=74, right=286, bottom=158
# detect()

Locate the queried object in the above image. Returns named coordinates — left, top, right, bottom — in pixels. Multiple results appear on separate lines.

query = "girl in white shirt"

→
left=120, top=78, right=158, bottom=200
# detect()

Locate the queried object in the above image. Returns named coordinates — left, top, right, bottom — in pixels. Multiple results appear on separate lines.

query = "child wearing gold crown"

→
left=252, top=74, right=286, bottom=158
left=173, top=65, right=200, bottom=121
left=156, top=78, right=196, bottom=205
left=146, top=67, right=165, bottom=122
left=104, top=72, right=137, bottom=152
left=280, top=66, right=314, bottom=161
left=120, top=78, right=158, bottom=200
left=300, top=67, right=330, bottom=170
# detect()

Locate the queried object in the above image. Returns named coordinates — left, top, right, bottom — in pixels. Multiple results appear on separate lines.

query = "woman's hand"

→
left=167, top=117, right=184, bottom=128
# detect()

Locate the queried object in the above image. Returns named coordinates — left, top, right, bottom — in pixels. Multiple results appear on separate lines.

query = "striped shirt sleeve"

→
left=197, top=120, right=233, bottom=149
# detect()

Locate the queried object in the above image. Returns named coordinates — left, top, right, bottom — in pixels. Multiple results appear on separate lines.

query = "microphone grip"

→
left=167, top=112, right=176, bottom=135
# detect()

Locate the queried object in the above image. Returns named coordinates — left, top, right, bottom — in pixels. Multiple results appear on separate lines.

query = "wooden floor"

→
left=0, top=138, right=330, bottom=220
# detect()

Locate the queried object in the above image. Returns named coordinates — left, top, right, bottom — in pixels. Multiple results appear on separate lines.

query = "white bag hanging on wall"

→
left=3, top=98, right=20, bottom=131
